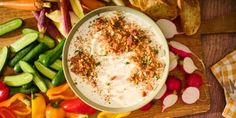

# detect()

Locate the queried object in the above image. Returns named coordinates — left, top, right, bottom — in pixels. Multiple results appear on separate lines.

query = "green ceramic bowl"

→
left=63, top=6, right=169, bottom=113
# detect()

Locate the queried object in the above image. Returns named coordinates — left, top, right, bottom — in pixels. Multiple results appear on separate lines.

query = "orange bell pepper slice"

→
left=0, top=93, right=31, bottom=116
left=46, top=101, right=66, bottom=118
left=46, top=84, right=76, bottom=100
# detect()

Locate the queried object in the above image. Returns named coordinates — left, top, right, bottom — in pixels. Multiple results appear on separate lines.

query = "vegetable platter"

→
left=0, top=0, right=210, bottom=118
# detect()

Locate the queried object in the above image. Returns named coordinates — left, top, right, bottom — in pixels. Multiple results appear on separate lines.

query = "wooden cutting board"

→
left=2, top=7, right=236, bottom=118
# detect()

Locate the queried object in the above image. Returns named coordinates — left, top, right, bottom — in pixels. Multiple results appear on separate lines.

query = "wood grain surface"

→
left=185, top=0, right=236, bottom=118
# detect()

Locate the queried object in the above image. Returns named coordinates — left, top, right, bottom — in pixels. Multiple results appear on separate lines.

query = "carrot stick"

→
left=38, top=9, right=46, bottom=33
left=80, top=0, right=105, bottom=11
left=60, top=0, right=72, bottom=36
left=0, top=0, right=50, bottom=11
left=32, top=11, right=63, bottom=42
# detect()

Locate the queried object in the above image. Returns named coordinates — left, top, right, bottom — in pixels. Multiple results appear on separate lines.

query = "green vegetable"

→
left=0, top=18, right=23, bottom=36
left=9, top=42, right=37, bottom=67
left=22, top=82, right=34, bottom=89
left=44, top=79, right=53, bottom=89
left=14, top=43, right=48, bottom=73
left=49, top=59, right=62, bottom=71
left=10, top=32, right=38, bottom=53
left=19, top=61, right=47, bottom=93
left=52, top=69, right=65, bottom=86
left=39, top=40, right=65, bottom=66
left=10, top=86, right=38, bottom=96
left=22, top=28, right=55, bottom=48
left=3, top=73, right=33, bottom=87
left=0, top=46, right=9, bottom=73
left=34, top=61, right=56, bottom=80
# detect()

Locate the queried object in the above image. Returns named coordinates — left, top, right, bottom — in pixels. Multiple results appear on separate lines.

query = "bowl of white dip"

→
left=63, top=6, right=169, bottom=113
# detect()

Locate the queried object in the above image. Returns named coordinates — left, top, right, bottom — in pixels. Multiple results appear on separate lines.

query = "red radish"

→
left=169, top=51, right=178, bottom=71
left=156, top=19, right=183, bottom=39
left=186, top=73, right=203, bottom=88
left=139, top=102, right=153, bottom=111
left=166, top=76, right=182, bottom=91
left=182, top=57, right=198, bottom=74
left=182, top=87, right=200, bottom=104
left=169, top=41, right=206, bottom=72
left=169, top=41, right=192, bottom=58
left=154, top=84, right=167, bottom=100
left=162, top=94, right=178, bottom=112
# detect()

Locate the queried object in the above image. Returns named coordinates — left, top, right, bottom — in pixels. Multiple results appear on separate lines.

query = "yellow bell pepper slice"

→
left=97, top=112, right=131, bottom=118
left=0, top=93, right=31, bottom=116
left=32, top=93, right=46, bottom=118
left=46, top=84, right=76, bottom=100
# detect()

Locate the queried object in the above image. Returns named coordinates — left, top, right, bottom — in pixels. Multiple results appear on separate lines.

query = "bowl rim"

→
left=62, top=6, right=169, bottom=113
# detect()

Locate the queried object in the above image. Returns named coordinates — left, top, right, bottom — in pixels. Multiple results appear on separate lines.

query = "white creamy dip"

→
left=67, top=11, right=167, bottom=108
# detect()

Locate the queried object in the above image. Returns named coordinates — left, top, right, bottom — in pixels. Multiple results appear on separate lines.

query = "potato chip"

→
left=129, top=0, right=178, bottom=20
left=179, top=0, right=201, bottom=35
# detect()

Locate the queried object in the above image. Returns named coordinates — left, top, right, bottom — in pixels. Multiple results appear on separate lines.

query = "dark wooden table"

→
left=185, top=0, right=236, bottom=117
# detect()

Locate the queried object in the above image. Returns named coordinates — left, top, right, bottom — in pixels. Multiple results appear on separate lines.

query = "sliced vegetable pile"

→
left=0, top=0, right=205, bottom=117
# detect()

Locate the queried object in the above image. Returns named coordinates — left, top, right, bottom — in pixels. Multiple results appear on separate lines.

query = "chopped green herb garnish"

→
left=125, top=62, right=130, bottom=64
left=106, top=82, right=111, bottom=86
left=141, top=56, right=152, bottom=66
left=75, top=49, right=83, bottom=55
left=154, top=49, right=159, bottom=54
left=95, top=62, right=101, bottom=66
left=154, top=75, right=160, bottom=80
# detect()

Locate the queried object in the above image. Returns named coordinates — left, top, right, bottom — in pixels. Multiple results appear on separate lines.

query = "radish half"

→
left=169, top=51, right=178, bottom=71
left=182, top=87, right=200, bottom=104
left=169, top=41, right=192, bottom=58
left=162, top=94, right=178, bottom=112
left=156, top=19, right=180, bottom=39
left=154, top=84, right=167, bottom=100
left=182, top=57, right=198, bottom=74
left=169, top=41, right=206, bottom=72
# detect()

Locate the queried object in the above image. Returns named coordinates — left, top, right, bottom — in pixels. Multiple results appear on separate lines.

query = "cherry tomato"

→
left=0, top=107, right=17, bottom=118
left=0, top=82, right=9, bottom=102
